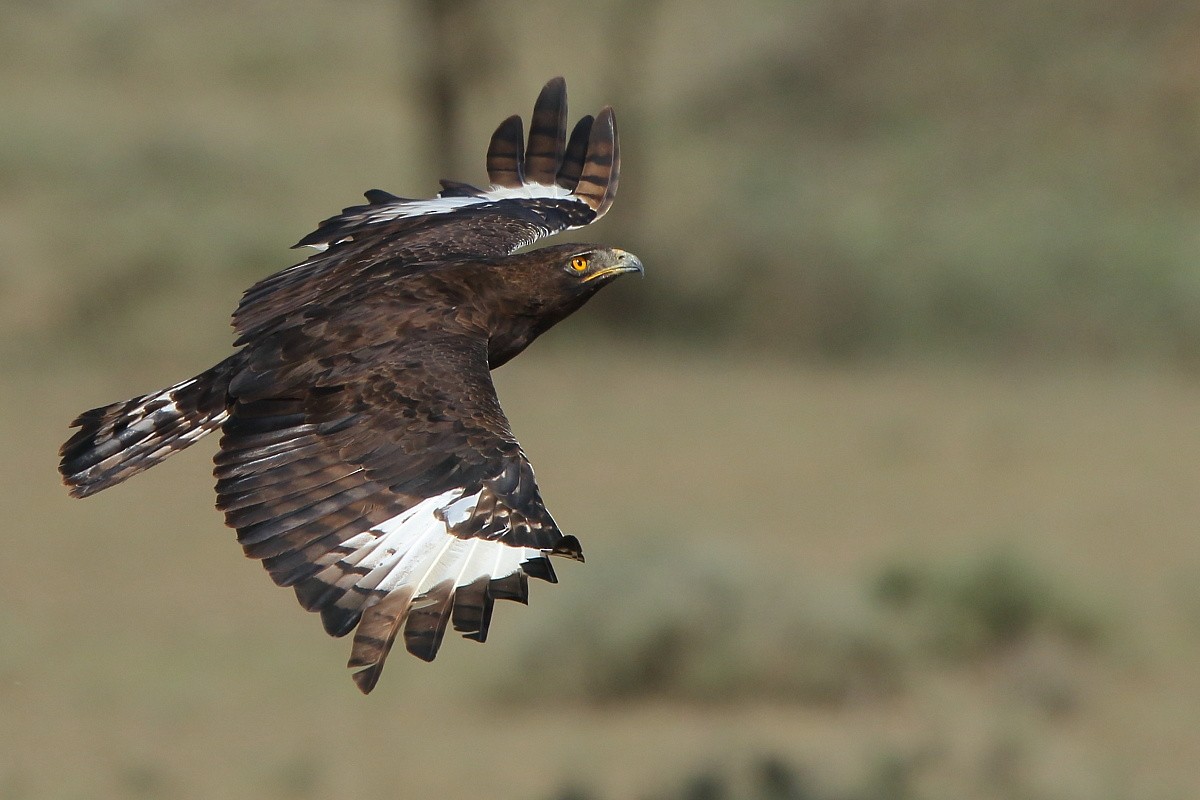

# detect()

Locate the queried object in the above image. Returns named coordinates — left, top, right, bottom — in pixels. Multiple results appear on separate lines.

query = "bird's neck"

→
left=486, top=309, right=554, bottom=369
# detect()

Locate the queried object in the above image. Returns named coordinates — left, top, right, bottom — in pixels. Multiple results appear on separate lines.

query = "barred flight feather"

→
left=288, top=77, right=616, bottom=254
left=305, top=489, right=560, bottom=692
left=60, top=357, right=236, bottom=497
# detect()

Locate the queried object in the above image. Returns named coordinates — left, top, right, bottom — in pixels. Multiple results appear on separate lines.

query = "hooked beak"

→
left=582, top=249, right=645, bottom=282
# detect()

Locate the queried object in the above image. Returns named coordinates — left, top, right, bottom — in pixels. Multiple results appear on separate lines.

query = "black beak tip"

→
left=618, top=251, right=644, bottom=276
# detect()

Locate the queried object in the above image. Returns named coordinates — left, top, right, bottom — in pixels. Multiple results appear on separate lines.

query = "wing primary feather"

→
left=599, top=110, right=621, bottom=216
left=451, top=575, right=493, bottom=641
left=573, top=106, right=619, bottom=216
left=486, top=114, right=525, bottom=188
left=556, top=114, right=594, bottom=191
left=457, top=543, right=512, bottom=639
left=320, top=605, right=363, bottom=638
left=445, top=540, right=486, bottom=639
left=488, top=570, right=529, bottom=604
left=349, top=587, right=417, bottom=693
left=522, top=555, right=558, bottom=584
left=523, top=76, right=567, bottom=184
left=400, top=532, right=459, bottom=661
left=403, top=579, right=455, bottom=662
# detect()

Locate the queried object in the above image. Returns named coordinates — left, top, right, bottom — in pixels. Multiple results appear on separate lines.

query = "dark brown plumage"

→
left=58, top=77, right=642, bottom=693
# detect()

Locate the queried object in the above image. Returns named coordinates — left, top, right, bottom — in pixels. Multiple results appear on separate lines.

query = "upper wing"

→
left=215, top=331, right=582, bottom=693
left=232, top=77, right=619, bottom=346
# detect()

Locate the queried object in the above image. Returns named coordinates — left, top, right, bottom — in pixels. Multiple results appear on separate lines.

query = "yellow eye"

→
left=570, top=256, right=589, bottom=272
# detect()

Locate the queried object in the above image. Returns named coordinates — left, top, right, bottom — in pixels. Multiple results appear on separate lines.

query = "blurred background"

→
left=2, top=1, right=1199, bottom=798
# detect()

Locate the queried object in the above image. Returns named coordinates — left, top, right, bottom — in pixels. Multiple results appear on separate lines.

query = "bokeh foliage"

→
left=3, top=1, right=1200, bottom=365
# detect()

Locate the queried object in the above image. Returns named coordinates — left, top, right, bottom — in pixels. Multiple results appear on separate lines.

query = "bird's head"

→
left=535, top=242, right=645, bottom=300
left=480, top=243, right=644, bottom=366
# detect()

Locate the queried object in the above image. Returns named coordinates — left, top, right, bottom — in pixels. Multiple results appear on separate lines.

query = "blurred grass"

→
left=873, top=549, right=1102, bottom=661
left=502, top=548, right=1100, bottom=710
left=6, top=352, right=1200, bottom=798
left=501, top=544, right=906, bottom=706
left=4, top=1, right=1200, bottom=362
left=547, top=750, right=1070, bottom=800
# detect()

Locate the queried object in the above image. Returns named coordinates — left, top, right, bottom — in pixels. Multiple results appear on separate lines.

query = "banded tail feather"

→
left=59, top=357, right=235, bottom=497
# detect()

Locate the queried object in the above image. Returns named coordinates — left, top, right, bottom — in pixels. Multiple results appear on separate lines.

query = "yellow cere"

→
left=570, top=256, right=589, bottom=272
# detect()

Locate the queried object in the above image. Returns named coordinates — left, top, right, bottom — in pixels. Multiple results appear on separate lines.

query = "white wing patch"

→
left=481, top=182, right=576, bottom=201
left=357, top=181, right=582, bottom=225
left=328, top=489, right=540, bottom=601
left=301, top=184, right=585, bottom=252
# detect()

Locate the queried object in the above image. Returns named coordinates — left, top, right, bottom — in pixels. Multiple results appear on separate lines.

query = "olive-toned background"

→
left=3, top=2, right=1199, bottom=798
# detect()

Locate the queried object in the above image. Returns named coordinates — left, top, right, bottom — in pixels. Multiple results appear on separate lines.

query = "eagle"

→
left=58, top=77, right=641, bottom=693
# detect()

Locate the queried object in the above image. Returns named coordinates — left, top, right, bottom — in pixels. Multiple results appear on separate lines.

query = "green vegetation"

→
left=3, top=1, right=1200, bottom=364
left=8, top=355, right=1198, bottom=799
left=501, top=545, right=905, bottom=705
left=873, top=549, right=1102, bottom=661
left=550, top=745, right=1140, bottom=800
left=501, top=549, right=1101, bottom=711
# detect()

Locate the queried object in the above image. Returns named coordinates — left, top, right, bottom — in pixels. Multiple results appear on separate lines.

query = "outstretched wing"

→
left=233, top=77, right=619, bottom=346
left=215, top=331, right=582, bottom=693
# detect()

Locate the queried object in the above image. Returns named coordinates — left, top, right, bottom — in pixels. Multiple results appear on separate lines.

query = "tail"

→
left=60, top=357, right=237, bottom=498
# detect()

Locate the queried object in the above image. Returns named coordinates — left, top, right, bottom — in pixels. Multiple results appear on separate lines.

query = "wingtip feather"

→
left=524, top=77, right=568, bottom=184
left=556, top=114, right=594, bottom=191
left=573, top=106, right=619, bottom=218
left=486, top=115, right=525, bottom=188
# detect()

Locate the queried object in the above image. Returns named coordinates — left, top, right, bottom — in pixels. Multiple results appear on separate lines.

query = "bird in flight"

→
left=59, top=77, right=641, bottom=693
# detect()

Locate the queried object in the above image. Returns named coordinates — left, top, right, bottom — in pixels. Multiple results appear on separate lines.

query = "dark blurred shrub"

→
left=500, top=544, right=1105, bottom=712
left=546, top=752, right=932, bottom=800
left=544, top=742, right=1126, bottom=800
left=873, top=549, right=1102, bottom=660
left=14, top=0, right=1200, bottom=366
left=549, top=756, right=818, bottom=800
left=497, top=545, right=905, bottom=707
